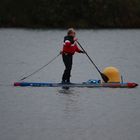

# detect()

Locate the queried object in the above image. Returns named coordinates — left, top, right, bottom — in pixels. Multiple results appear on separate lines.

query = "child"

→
left=61, top=28, right=84, bottom=83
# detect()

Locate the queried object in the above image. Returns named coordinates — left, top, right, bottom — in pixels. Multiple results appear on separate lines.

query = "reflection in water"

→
left=57, top=88, right=81, bottom=119
left=58, top=89, right=76, bottom=94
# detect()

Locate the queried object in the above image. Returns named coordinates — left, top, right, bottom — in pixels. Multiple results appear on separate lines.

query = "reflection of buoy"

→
left=103, top=67, right=121, bottom=83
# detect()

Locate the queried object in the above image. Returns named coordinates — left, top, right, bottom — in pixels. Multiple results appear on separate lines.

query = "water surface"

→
left=0, top=29, right=140, bottom=140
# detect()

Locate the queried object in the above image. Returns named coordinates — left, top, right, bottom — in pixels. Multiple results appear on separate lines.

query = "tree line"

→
left=0, top=0, right=140, bottom=28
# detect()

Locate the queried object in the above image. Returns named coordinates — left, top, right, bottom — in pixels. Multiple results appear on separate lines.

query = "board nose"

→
left=127, top=83, right=138, bottom=88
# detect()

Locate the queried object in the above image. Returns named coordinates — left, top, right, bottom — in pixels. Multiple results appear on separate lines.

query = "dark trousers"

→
left=62, top=53, right=73, bottom=82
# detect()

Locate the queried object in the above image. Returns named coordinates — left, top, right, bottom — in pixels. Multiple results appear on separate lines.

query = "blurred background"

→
left=0, top=0, right=140, bottom=28
left=0, top=1, right=140, bottom=140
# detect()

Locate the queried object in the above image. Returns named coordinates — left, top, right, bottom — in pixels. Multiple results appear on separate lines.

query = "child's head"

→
left=67, top=28, right=76, bottom=37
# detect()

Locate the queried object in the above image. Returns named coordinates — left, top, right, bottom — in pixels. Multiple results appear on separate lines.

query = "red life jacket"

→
left=62, top=36, right=81, bottom=55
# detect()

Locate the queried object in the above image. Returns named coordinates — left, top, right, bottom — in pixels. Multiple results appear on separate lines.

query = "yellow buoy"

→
left=103, top=67, right=121, bottom=83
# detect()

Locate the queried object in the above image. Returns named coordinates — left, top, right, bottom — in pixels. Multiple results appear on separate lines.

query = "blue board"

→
left=14, top=79, right=138, bottom=88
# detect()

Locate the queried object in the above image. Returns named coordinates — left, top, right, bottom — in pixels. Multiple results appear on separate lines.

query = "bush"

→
left=0, top=0, right=140, bottom=28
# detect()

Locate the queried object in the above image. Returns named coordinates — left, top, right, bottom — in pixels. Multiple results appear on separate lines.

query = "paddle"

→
left=76, top=41, right=109, bottom=83
left=19, top=53, right=60, bottom=81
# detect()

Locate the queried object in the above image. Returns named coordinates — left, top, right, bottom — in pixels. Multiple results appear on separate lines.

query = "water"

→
left=0, top=29, right=140, bottom=140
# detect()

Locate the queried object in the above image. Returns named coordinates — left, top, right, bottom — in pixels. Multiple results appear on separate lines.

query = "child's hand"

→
left=79, top=50, right=85, bottom=54
left=60, top=50, right=63, bottom=54
left=74, top=38, right=78, bottom=41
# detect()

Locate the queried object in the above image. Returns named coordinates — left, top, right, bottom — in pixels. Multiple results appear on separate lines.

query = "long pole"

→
left=20, top=53, right=60, bottom=81
left=77, top=41, right=109, bottom=83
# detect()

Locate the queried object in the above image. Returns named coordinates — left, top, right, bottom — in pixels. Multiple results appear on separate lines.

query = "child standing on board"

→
left=61, top=28, right=84, bottom=83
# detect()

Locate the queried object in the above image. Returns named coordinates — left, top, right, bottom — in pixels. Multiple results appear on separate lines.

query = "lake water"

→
left=0, top=29, right=140, bottom=140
